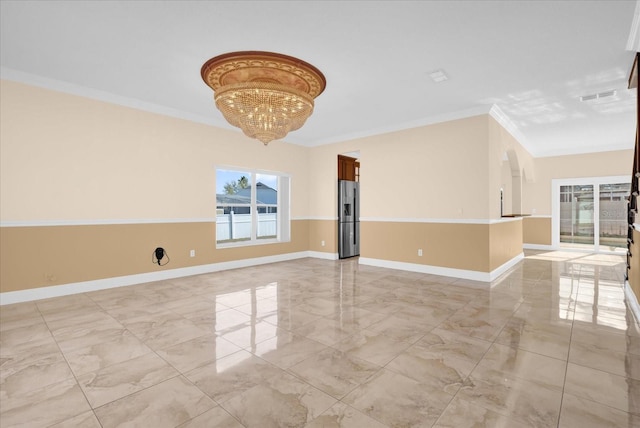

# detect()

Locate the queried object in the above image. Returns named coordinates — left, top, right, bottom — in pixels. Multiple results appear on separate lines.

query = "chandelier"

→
left=201, top=51, right=326, bottom=145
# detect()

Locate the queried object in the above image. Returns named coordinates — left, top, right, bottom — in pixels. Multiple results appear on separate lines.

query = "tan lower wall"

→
left=631, top=228, right=640, bottom=299
left=0, top=220, right=309, bottom=293
left=361, top=221, right=492, bottom=272
left=307, top=220, right=337, bottom=254
left=0, top=218, right=527, bottom=293
left=489, top=219, right=523, bottom=270
left=523, top=217, right=552, bottom=246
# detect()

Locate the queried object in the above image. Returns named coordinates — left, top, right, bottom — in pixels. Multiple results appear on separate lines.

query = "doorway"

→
left=338, top=154, right=360, bottom=259
left=552, top=176, right=630, bottom=253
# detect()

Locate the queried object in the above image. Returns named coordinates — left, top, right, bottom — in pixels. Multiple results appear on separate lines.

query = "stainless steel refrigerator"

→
left=338, top=180, right=360, bottom=259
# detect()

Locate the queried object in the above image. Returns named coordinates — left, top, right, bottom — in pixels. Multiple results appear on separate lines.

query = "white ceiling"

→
left=1, top=1, right=639, bottom=157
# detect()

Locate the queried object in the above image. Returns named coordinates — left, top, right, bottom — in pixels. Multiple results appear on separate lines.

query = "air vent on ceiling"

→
left=428, top=69, right=449, bottom=83
left=580, top=90, right=617, bottom=102
left=580, top=94, right=598, bottom=102
left=598, top=90, right=616, bottom=98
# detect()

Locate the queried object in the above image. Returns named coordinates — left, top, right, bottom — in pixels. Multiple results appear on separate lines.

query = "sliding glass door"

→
left=553, top=177, right=630, bottom=253
left=599, top=183, right=630, bottom=250
left=559, top=184, right=594, bottom=249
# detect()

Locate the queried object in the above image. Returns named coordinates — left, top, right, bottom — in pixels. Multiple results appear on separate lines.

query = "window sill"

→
left=216, top=238, right=288, bottom=250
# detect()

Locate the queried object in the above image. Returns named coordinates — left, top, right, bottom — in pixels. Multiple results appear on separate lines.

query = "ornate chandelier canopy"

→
left=201, top=51, right=326, bottom=145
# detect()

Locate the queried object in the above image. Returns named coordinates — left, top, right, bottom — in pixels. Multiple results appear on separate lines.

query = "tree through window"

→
left=215, top=168, right=289, bottom=246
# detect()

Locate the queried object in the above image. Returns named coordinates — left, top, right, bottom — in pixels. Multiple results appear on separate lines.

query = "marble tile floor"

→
left=1, top=250, right=639, bottom=427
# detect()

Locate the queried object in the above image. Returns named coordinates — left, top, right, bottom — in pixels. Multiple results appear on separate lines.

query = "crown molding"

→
left=0, top=67, right=224, bottom=129
left=488, top=104, right=534, bottom=156
left=306, top=105, right=493, bottom=147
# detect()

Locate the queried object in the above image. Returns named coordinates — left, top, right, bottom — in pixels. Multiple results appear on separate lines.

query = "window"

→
left=215, top=167, right=290, bottom=247
left=552, top=176, right=630, bottom=253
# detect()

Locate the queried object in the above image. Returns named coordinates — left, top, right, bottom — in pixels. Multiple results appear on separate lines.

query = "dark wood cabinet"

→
left=338, top=154, right=360, bottom=181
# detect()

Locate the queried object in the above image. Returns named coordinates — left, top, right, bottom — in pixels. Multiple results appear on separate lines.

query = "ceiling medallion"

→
left=201, top=51, right=326, bottom=145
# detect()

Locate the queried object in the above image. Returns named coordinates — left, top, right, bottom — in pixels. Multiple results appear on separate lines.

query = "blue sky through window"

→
left=216, top=169, right=278, bottom=194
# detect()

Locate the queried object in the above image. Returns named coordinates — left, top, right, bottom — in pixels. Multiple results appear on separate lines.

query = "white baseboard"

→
left=359, top=253, right=524, bottom=283
left=0, top=251, right=525, bottom=305
left=307, top=251, right=339, bottom=260
left=490, top=253, right=525, bottom=281
left=625, top=281, right=640, bottom=328
left=0, top=251, right=313, bottom=305
left=523, top=244, right=555, bottom=251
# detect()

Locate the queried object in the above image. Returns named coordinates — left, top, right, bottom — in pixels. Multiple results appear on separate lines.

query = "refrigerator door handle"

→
left=352, top=218, right=356, bottom=245
left=353, top=187, right=357, bottom=245
left=353, top=187, right=357, bottom=220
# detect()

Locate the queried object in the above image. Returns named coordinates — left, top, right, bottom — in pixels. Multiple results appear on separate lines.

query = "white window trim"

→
left=215, top=166, right=291, bottom=249
left=551, top=175, right=630, bottom=252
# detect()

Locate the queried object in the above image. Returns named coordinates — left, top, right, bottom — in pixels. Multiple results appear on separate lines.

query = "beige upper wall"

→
left=523, top=149, right=633, bottom=215
left=501, top=161, right=512, bottom=215
left=306, top=143, right=343, bottom=219
left=488, top=119, right=503, bottom=219
left=488, top=115, right=536, bottom=217
left=2, top=80, right=520, bottom=234
left=0, top=80, right=311, bottom=221
left=3, top=79, right=631, bottom=225
left=309, top=115, right=494, bottom=220
left=363, top=115, right=491, bottom=219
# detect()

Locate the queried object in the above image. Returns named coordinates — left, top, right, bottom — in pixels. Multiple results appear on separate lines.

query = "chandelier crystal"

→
left=201, top=51, right=326, bottom=145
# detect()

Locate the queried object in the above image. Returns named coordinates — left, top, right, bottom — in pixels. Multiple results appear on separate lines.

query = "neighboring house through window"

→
left=215, top=168, right=290, bottom=246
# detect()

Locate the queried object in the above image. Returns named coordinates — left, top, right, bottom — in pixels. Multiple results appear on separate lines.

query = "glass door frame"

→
left=552, top=175, right=629, bottom=253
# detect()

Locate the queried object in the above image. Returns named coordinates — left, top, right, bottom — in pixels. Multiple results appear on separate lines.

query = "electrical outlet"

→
left=321, top=240, right=325, bottom=247
left=418, top=249, right=423, bottom=256
left=190, top=250, right=195, bottom=257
